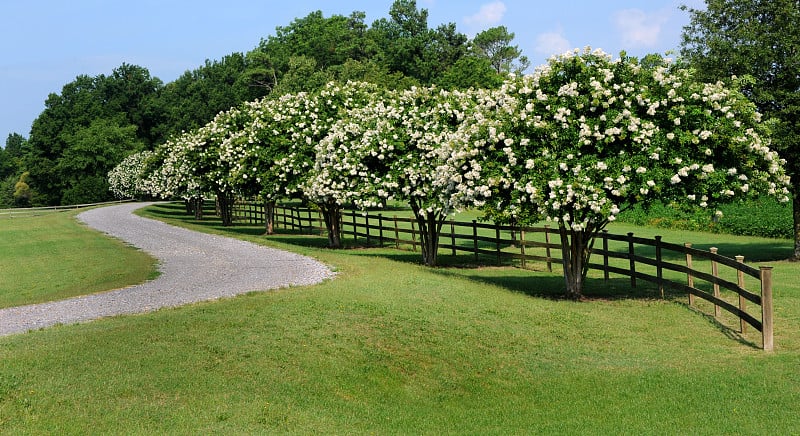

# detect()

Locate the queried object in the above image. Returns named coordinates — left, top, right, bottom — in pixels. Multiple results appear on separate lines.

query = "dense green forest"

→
left=0, top=0, right=527, bottom=207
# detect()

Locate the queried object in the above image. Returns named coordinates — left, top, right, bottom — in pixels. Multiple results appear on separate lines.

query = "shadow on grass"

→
left=684, top=304, right=761, bottom=349
left=140, top=202, right=770, bottom=348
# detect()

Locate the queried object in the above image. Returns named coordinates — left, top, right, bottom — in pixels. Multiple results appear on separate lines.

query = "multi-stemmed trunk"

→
left=318, top=199, right=342, bottom=248
left=557, top=222, right=600, bottom=300
left=409, top=200, right=446, bottom=267
left=216, top=190, right=234, bottom=227
left=185, top=196, right=204, bottom=220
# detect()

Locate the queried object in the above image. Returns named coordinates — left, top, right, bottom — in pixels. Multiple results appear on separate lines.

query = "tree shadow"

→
left=140, top=202, right=771, bottom=349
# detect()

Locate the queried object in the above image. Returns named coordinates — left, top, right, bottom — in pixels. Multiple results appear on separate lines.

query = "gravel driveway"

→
left=0, top=202, right=334, bottom=336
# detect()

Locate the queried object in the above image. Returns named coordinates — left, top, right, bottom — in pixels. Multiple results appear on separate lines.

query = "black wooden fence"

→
left=230, top=198, right=775, bottom=350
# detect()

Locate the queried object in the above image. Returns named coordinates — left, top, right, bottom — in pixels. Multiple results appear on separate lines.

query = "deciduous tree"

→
left=483, top=48, right=790, bottom=298
left=680, top=0, right=800, bottom=259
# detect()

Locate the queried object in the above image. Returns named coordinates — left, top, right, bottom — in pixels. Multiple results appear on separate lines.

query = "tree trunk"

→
left=319, top=200, right=342, bottom=248
left=192, top=196, right=204, bottom=220
left=793, top=190, right=800, bottom=261
left=410, top=202, right=445, bottom=267
left=557, top=224, right=597, bottom=300
left=264, top=199, right=275, bottom=235
left=216, top=191, right=234, bottom=227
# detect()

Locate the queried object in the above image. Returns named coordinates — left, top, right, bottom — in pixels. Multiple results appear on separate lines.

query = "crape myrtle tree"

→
left=304, top=85, right=507, bottom=265
left=226, top=81, right=381, bottom=243
left=141, top=101, right=255, bottom=224
left=483, top=48, right=791, bottom=299
left=222, top=93, right=319, bottom=235
left=142, top=130, right=208, bottom=219
left=194, top=105, right=257, bottom=226
left=107, top=150, right=154, bottom=200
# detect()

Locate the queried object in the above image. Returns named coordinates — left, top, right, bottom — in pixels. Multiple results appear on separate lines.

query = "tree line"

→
left=0, top=0, right=526, bottom=208
left=4, top=0, right=799, bottom=261
left=109, top=49, right=790, bottom=298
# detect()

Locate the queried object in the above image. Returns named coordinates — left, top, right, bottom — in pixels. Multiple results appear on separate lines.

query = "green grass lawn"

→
left=0, top=210, right=157, bottom=308
left=1, top=202, right=799, bottom=433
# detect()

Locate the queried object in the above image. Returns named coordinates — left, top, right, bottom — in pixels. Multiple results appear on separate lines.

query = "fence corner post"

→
left=760, top=266, right=774, bottom=351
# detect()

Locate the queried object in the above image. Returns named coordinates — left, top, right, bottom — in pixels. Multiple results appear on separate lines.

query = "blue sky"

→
left=0, top=0, right=704, bottom=145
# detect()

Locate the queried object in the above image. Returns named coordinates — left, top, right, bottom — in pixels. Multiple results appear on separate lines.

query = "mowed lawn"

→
left=1, top=202, right=799, bottom=434
left=0, top=210, right=157, bottom=308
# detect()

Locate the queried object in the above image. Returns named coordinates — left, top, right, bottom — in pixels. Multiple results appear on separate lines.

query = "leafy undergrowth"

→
left=618, top=197, right=794, bottom=239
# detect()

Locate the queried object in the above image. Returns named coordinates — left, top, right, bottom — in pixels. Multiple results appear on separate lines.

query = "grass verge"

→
left=0, top=202, right=799, bottom=433
left=0, top=210, right=157, bottom=308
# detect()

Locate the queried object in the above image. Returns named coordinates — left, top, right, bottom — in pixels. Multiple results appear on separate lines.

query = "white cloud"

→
left=464, top=1, right=506, bottom=27
left=613, top=8, right=671, bottom=48
left=534, top=30, right=572, bottom=58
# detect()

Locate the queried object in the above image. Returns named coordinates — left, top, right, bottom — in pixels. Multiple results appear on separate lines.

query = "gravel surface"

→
left=0, top=202, right=334, bottom=336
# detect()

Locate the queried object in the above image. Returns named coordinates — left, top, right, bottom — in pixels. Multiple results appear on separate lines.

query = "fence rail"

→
left=231, top=198, right=775, bottom=350
left=0, top=200, right=134, bottom=218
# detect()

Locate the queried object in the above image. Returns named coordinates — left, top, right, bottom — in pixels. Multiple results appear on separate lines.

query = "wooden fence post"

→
left=520, top=229, right=527, bottom=269
left=365, top=214, right=371, bottom=245
left=655, top=236, right=664, bottom=298
left=627, top=232, right=637, bottom=288
left=545, top=225, right=552, bottom=272
left=685, top=243, right=695, bottom=306
left=710, top=247, right=721, bottom=318
left=495, top=226, right=502, bottom=265
left=411, top=220, right=417, bottom=252
left=338, top=211, right=344, bottom=242
left=760, top=266, right=774, bottom=351
left=351, top=210, right=357, bottom=241
left=736, top=255, right=747, bottom=334
left=394, top=215, right=400, bottom=249
left=450, top=219, right=456, bottom=256
left=472, top=220, right=479, bottom=262
left=602, top=230, right=609, bottom=282
left=378, top=214, right=384, bottom=247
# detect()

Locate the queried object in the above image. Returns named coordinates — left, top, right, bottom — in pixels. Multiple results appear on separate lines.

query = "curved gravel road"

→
left=0, top=202, right=334, bottom=336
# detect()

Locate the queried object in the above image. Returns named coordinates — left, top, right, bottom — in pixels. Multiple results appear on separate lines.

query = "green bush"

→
left=618, top=196, right=793, bottom=239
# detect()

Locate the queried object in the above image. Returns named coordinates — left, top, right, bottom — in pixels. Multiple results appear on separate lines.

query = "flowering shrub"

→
left=222, top=81, right=381, bottom=242
left=131, top=48, right=790, bottom=297
left=482, top=48, right=790, bottom=297
left=305, top=85, right=513, bottom=264
left=107, top=150, right=153, bottom=199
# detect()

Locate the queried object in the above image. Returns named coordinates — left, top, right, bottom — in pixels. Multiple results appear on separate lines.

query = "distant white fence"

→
left=0, top=200, right=134, bottom=218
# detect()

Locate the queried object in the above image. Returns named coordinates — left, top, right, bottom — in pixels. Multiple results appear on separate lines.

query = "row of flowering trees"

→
left=110, top=48, right=791, bottom=299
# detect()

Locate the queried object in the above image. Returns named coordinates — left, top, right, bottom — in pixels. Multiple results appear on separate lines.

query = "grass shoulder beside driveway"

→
left=0, top=209, right=157, bottom=308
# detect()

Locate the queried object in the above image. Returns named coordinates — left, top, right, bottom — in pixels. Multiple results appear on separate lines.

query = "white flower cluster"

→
left=107, top=150, right=154, bottom=199
left=131, top=48, right=790, bottom=237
